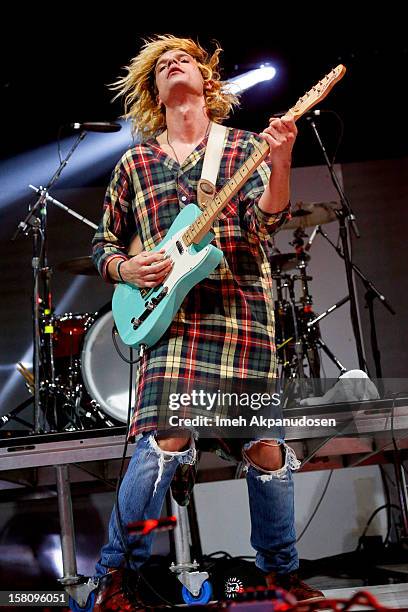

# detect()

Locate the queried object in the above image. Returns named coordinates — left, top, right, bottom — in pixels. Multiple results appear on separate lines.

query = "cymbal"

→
left=270, top=252, right=310, bottom=272
left=57, top=256, right=97, bottom=275
left=282, top=201, right=341, bottom=229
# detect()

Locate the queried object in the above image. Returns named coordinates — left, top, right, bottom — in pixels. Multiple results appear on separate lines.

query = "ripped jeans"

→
left=95, top=432, right=300, bottom=576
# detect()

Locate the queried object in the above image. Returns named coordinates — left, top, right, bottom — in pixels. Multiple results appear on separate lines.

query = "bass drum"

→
left=81, top=308, right=135, bottom=424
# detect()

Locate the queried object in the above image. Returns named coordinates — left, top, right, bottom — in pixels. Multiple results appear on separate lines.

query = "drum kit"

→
left=14, top=301, right=133, bottom=430
left=19, top=239, right=138, bottom=429
left=270, top=201, right=349, bottom=388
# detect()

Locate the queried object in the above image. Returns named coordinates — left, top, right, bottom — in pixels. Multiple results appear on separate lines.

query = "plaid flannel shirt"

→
left=92, top=127, right=290, bottom=503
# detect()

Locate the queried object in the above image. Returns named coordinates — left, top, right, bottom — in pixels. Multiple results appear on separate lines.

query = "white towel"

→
left=299, top=370, right=380, bottom=406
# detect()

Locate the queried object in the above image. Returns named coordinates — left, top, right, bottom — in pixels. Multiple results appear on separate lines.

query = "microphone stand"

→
left=316, top=225, right=396, bottom=395
left=12, top=132, right=87, bottom=433
left=306, top=116, right=367, bottom=373
left=28, top=185, right=98, bottom=230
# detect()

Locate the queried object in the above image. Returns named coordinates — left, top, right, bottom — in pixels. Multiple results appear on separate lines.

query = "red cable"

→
left=293, top=589, right=403, bottom=611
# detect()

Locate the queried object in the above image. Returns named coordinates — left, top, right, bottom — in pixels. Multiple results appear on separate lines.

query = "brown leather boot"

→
left=265, top=571, right=325, bottom=603
left=93, top=567, right=141, bottom=611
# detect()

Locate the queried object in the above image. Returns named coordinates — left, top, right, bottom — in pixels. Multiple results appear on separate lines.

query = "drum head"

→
left=81, top=310, right=135, bottom=423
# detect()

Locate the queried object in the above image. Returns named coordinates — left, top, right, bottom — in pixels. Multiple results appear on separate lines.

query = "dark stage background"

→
left=1, top=12, right=407, bottom=164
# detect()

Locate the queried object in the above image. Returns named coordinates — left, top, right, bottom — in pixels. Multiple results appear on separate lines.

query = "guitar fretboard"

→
left=183, top=139, right=269, bottom=246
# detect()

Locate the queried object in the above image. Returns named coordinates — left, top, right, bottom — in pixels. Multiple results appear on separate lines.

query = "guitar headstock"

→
left=289, top=64, right=346, bottom=121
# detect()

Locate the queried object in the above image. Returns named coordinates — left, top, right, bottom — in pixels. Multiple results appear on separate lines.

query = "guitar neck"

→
left=183, top=138, right=270, bottom=246
left=183, top=64, right=346, bottom=246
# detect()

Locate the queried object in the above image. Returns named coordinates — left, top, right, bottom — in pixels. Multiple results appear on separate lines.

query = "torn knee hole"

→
left=149, top=435, right=197, bottom=495
left=243, top=440, right=285, bottom=472
left=154, top=435, right=191, bottom=453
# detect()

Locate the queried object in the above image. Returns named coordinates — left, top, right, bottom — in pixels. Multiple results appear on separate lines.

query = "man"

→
left=92, top=34, right=324, bottom=609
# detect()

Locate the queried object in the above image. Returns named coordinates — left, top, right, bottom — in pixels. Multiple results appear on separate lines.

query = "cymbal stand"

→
left=285, top=274, right=305, bottom=381
left=11, top=131, right=87, bottom=433
left=290, top=228, right=313, bottom=311
left=290, top=228, right=322, bottom=391
left=272, top=271, right=305, bottom=407
left=306, top=115, right=367, bottom=372
left=306, top=298, right=349, bottom=376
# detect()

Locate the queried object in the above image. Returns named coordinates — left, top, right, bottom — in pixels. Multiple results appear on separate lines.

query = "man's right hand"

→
left=111, top=249, right=173, bottom=287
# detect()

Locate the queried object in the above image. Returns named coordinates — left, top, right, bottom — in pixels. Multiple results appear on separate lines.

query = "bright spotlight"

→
left=0, top=120, right=134, bottom=212
left=225, top=63, right=277, bottom=94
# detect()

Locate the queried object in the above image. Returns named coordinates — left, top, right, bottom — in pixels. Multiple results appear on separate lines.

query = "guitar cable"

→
left=109, top=329, right=180, bottom=607
left=111, top=325, right=145, bottom=365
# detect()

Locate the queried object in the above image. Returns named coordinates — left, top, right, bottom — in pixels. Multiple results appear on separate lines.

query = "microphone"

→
left=305, top=225, right=320, bottom=252
left=271, top=109, right=323, bottom=119
left=304, top=109, right=334, bottom=120
left=71, top=121, right=122, bottom=133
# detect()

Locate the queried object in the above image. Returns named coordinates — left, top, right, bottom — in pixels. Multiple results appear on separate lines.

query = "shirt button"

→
left=180, top=196, right=187, bottom=202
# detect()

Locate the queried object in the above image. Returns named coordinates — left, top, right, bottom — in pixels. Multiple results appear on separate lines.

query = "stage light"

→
left=0, top=120, right=134, bottom=212
left=226, top=63, right=277, bottom=94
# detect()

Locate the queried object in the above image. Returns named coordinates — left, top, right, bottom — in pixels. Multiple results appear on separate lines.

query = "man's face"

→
left=154, top=49, right=205, bottom=105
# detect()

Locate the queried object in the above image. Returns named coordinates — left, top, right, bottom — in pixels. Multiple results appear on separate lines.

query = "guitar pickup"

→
left=130, top=287, right=169, bottom=329
left=176, top=240, right=184, bottom=254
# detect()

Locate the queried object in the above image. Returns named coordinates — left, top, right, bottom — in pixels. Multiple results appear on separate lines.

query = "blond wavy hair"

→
left=110, top=34, right=240, bottom=139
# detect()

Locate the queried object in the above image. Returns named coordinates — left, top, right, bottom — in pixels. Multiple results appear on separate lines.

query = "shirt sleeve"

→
left=92, top=151, right=137, bottom=283
left=239, top=133, right=291, bottom=240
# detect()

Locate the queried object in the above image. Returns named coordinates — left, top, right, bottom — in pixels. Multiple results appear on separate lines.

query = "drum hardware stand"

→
left=291, top=228, right=321, bottom=389
left=11, top=131, right=87, bottom=433
left=316, top=225, right=396, bottom=396
left=306, top=297, right=349, bottom=375
left=273, top=224, right=351, bottom=400
left=273, top=272, right=297, bottom=380
left=309, top=339, right=348, bottom=376
left=0, top=397, right=36, bottom=430
left=285, top=274, right=306, bottom=381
